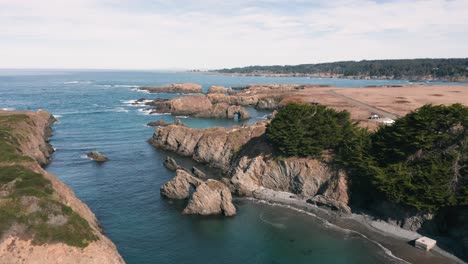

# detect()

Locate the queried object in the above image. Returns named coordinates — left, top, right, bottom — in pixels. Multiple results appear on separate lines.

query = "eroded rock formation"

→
left=183, top=179, right=236, bottom=216
left=160, top=169, right=202, bottom=199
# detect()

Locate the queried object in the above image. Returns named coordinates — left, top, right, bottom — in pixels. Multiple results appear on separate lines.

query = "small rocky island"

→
left=87, top=151, right=109, bottom=162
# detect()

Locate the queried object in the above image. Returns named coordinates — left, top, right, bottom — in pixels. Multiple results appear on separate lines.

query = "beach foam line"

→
left=112, top=107, right=129, bottom=113
left=120, top=99, right=153, bottom=107
left=247, top=198, right=411, bottom=264
left=63, top=81, right=92, bottom=85
left=131, top=88, right=150, bottom=94
left=97, top=84, right=139, bottom=88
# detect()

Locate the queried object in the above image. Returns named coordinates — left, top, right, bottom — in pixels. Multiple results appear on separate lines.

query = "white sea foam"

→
left=1, top=107, right=15, bottom=111
left=64, top=81, right=92, bottom=85
left=53, top=114, right=62, bottom=118
left=80, top=154, right=91, bottom=160
left=120, top=99, right=153, bottom=107
left=175, top=115, right=189, bottom=119
left=131, top=88, right=150, bottom=94
left=98, top=84, right=139, bottom=88
left=137, top=109, right=152, bottom=115
left=152, top=112, right=171, bottom=116
left=112, top=107, right=129, bottom=113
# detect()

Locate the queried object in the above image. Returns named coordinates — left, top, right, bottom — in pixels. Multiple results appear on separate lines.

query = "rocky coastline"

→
left=150, top=121, right=466, bottom=263
left=0, top=110, right=124, bottom=264
left=147, top=91, right=467, bottom=263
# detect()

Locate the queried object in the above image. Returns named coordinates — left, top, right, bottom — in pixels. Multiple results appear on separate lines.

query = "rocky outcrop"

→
left=160, top=169, right=203, bottom=199
left=139, top=83, right=202, bottom=94
left=255, top=96, right=282, bottom=110
left=150, top=95, right=250, bottom=120
left=149, top=123, right=266, bottom=170
left=183, top=179, right=236, bottom=216
left=87, top=151, right=108, bottom=162
left=207, top=86, right=227, bottom=94
left=0, top=110, right=124, bottom=264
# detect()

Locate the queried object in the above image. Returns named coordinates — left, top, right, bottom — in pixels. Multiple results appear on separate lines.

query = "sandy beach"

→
left=249, top=187, right=466, bottom=264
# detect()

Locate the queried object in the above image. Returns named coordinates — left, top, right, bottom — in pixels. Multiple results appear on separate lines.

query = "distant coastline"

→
left=192, top=70, right=468, bottom=83
left=191, top=58, right=468, bottom=82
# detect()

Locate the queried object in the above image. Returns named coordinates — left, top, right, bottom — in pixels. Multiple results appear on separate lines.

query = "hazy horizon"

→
left=1, top=0, right=468, bottom=69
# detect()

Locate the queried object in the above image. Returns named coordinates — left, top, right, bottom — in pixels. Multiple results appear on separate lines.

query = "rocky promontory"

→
left=0, top=110, right=124, bottom=264
left=149, top=95, right=251, bottom=120
left=149, top=121, right=350, bottom=213
left=149, top=122, right=266, bottom=170
left=139, top=83, right=202, bottom=94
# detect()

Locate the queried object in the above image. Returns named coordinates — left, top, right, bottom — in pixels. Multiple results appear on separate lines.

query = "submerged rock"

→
left=183, top=179, right=236, bottom=216
left=163, top=157, right=180, bottom=171
left=191, top=166, right=206, bottom=179
left=160, top=169, right=202, bottom=199
left=87, top=151, right=108, bottom=162
left=147, top=119, right=169, bottom=127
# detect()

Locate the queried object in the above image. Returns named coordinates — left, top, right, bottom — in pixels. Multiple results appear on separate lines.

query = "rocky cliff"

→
left=149, top=122, right=266, bottom=171
left=0, top=110, right=124, bottom=264
left=149, top=122, right=350, bottom=213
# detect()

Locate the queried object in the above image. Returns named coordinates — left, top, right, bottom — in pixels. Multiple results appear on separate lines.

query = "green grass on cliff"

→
left=0, top=114, right=98, bottom=248
left=0, top=165, right=97, bottom=247
left=0, top=114, right=34, bottom=162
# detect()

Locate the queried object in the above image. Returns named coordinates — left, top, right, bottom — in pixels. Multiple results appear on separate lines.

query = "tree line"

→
left=216, top=59, right=468, bottom=80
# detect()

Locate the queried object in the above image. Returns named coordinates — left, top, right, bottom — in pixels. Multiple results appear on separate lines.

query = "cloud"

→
left=0, top=0, right=467, bottom=69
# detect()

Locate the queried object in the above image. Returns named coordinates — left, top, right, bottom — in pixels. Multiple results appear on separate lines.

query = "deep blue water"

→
left=1, top=70, right=463, bottom=264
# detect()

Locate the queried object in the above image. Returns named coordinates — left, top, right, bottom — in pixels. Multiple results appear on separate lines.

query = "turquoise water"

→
left=1, top=70, right=462, bottom=263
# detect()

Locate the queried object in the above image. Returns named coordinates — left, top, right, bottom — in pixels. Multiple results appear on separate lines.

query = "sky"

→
left=0, top=0, right=467, bottom=70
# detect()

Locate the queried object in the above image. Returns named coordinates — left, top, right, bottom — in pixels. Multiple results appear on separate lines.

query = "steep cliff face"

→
left=149, top=122, right=350, bottom=213
left=149, top=123, right=266, bottom=171
left=0, top=110, right=124, bottom=264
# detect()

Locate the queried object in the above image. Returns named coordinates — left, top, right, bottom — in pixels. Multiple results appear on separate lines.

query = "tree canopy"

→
left=266, top=103, right=468, bottom=212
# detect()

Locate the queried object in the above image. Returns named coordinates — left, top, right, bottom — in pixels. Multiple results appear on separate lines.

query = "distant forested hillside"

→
left=215, top=59, right=468, bottom=81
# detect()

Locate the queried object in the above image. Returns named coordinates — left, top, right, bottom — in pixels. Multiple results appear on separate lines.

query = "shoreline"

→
left=247, top=187, right=465, bottom=264
left=185, top=71, right=468, bottom=84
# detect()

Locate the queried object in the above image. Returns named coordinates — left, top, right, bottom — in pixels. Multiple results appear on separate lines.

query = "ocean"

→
left=1, top=70, right=461, bottom=264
